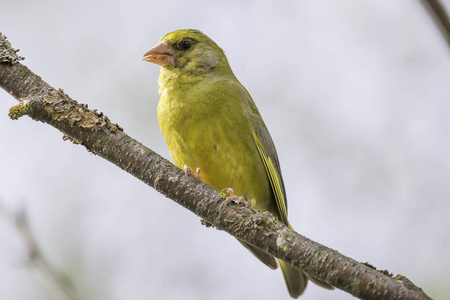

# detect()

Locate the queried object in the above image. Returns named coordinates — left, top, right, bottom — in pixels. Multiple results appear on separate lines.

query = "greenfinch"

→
left=143, top=29, right=333, bottom=298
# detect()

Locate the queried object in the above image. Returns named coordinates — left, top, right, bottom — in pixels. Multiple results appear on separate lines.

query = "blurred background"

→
left=1, top=1, right=449, bottom=299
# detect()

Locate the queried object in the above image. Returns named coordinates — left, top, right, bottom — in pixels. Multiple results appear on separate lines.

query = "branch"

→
left=421, top=0, right=450, bottom=47
left=0, top=33, right=431, bottom=300
left=0, top=203, right=76, bottom=300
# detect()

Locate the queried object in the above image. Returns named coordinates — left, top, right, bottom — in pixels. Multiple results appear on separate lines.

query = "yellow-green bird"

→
left=143, top=29, right=333, bottom=298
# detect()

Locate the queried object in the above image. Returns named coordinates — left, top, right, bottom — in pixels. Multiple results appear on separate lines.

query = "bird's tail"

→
left=279, top=260, right=308, bottom=298
left=280, top=222, right=334, bottom=298
left=280, top=260, right=335, bottom=298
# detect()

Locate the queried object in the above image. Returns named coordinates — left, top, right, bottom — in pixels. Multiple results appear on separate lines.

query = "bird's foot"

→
left=219, top=188, right=250, bottom=211
left=184, top=165, right=201, bottom=180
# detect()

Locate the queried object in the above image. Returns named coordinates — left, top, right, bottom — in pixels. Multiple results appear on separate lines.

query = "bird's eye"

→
left=180, top=40, right=191, bottom=50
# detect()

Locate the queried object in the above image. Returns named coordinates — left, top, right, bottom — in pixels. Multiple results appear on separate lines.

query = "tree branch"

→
left=421, top=0, right=450, bottom=47
left=0, top=33, right=431, bottom=300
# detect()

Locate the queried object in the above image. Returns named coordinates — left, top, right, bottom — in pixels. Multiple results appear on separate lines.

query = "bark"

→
left=0, top=34, right=431, bottom=300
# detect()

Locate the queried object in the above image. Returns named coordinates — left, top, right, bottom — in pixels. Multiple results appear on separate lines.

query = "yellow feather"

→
left=144, top=29, right=334, bottom=298
left=252, top=130, right=288, bottom=225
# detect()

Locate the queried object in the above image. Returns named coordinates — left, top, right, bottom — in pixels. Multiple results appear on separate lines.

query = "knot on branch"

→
left=0, top=33, right=24, bottom=64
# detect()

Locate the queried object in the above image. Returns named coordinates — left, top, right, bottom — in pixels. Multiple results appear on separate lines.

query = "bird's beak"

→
left=142, top=42, right=175, bottom=67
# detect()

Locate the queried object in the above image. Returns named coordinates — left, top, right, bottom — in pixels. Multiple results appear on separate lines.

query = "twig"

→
left=421, top=0, right=450, bottom=47
left=0, top=204, right=76, bottom=300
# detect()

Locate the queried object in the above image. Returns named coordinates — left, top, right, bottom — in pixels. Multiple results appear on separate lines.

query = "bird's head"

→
left=143, top=29, right=231, bottom=75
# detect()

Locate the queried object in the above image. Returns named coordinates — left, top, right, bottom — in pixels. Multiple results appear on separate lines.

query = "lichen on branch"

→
left=0, top=33, right=24, bottom=64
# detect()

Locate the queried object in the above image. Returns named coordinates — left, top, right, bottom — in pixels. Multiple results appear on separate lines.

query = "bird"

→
left=142, top=29, right=333, bottom=298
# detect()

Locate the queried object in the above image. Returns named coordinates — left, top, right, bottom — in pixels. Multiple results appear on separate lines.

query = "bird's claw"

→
left=219, top=188, right=250, bottom=211
left=184, top=165, right=201, bottom=180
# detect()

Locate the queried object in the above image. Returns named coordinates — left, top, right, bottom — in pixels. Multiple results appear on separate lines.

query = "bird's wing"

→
left=219, top=79, right=289, bottom=224
left=252, top=127, right=288, bottom=225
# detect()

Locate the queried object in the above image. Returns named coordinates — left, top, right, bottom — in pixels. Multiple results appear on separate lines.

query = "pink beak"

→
left=142, top=43, right=175, bottom=67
